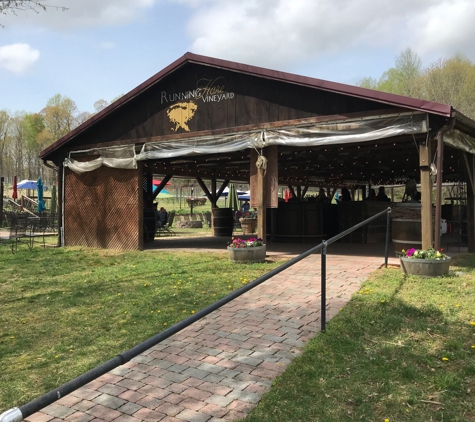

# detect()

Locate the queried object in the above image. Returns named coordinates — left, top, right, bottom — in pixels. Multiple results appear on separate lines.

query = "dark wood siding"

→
left=67, top=63, right=398, bottom=151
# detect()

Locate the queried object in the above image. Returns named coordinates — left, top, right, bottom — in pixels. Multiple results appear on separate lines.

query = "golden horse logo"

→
left=166, top=101, right=198, bottom=132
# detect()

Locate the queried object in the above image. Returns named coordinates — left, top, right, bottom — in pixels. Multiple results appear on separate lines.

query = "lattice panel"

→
left=64, top=166, right=140, bottom=250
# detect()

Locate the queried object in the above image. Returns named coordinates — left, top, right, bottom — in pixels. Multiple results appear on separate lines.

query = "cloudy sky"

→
left=1, top=0, right=474, bottom=114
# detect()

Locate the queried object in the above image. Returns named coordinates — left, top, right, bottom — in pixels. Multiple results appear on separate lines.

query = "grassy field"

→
left=0, top=245, right=283, bottom=413
left=2, top=242, right=475, bottom=421
left=241, top=253, right=475, bottom=422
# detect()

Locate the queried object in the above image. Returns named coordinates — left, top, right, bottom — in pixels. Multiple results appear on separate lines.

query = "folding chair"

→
left=163, top=211, right=176, bottom=236
left=0, top=217, right=28, bottom=253
left=204, top=212, right=212, bottom=231
left=156, top=211, right=176, bottom=236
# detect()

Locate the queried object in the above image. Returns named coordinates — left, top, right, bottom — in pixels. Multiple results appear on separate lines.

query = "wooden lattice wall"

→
left=64, top=166, right=141, bottom=250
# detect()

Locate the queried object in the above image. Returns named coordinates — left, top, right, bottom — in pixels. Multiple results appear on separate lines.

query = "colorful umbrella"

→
left=37, top=178, right=46, bottom=213
left=228, top=183, right=239, bottom=212
left=51, top=184, right=57, bottom=215
left=152, top=186, right=170, bottom=194
left=12, top=175, right=17, bottom=199
left=152, top=179, right=172, bottom=186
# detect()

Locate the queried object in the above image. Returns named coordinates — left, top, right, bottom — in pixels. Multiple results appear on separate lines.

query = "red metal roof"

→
left=40, top=52, right=454, bottom=160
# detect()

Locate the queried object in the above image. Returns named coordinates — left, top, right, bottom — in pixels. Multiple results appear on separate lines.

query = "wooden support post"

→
left=257, top=162, right=266, bottom=241
left=463, top=153, right=475, bottom=252
left=419, top=140, right=433, bottom=249
left=211, top=176, right=217, bottom=235
left=435, top=119, right=454, bottom=250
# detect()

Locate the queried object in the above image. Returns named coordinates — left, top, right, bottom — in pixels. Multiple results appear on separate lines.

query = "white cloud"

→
left=410, top=1, right=475, bottom=59
left=182, top=0, right=475, bottom=70
left=0, top=0, right=159, bottom=29
left=0, top=43, right=40, bottom=73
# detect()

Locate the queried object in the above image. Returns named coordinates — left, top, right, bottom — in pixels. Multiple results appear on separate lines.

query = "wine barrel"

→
left=392, top=218, right=421, bottom=254
left=213, top=208, right=234, bottom=237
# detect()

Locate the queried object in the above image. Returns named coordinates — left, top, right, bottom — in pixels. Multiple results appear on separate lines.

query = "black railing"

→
left=0, top=207, right=391, bottom=422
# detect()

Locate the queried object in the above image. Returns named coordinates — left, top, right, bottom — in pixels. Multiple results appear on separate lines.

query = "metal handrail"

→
left=0, top=207, right=391, bottom=422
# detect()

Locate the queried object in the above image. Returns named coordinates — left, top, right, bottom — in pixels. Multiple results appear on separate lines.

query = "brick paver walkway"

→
left=25, top=252, right=396, bottom=422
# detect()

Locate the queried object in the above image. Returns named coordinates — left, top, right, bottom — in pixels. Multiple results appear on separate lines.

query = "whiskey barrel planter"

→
left=400, top=257, right=451, bottom=277
left=213, top=208, right=234, bottom=237
left=227, top=245, right=266, bottom=263
left=239, top=218, right=257, bottom=235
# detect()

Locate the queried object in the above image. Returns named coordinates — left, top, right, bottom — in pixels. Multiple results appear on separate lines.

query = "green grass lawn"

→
left=0, top=246, right=283, bottom=413
left=2, top=244, right=475, bottom=421
left=241, top=254, right=475, bottom=422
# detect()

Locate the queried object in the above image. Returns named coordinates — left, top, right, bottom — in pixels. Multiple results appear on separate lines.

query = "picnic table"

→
left=0, top=215, right=57, bottom=253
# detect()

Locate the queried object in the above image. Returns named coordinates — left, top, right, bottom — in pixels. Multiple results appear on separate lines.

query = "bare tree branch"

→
left=0, top=1, right=68, bottom=26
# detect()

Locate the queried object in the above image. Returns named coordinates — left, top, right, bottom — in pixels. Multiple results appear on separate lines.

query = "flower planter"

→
left=239, top=218, right=257, bottom=234
left=227, top=245, right=266, bottom=263
left=400, top=256, right=451, bottom=277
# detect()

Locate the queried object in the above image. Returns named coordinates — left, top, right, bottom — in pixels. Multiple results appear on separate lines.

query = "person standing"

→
left=376, top=186, right=390, bottom=202
left=157, top=207, right=168, bottom=228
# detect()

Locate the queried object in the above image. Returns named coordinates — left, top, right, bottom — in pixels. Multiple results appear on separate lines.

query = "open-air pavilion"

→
left=39, top=52, right=475, bottom=251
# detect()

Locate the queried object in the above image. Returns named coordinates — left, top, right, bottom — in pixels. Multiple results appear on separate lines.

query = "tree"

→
left=393, top=48, right=423, bottom=97
left=0, top=109, right=11, bottom=179
left=9, top=112, right=27, bottom=178
left=0, top=1, right=68, bottom=27
left=38, top=94, right=80, bottom=146
left=358, top=49, right=475, bottom=119
left=23, top=113, right=46, bottom=179
left=358, top=48, right=422, bottom=98
left=94, top=99, right=109, bottom=113
left=422, top=54, right=475, bottom=119
left=0, top=1, right=67, bottom=15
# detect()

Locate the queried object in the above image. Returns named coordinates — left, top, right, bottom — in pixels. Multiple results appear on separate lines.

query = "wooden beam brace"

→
left=216, top=180, right=230, bottom=202
left=287, top=185, right=296, bottom=199
left=152, top=174, right=173, bottom=200
left=195, top=177, right=212, bottom=202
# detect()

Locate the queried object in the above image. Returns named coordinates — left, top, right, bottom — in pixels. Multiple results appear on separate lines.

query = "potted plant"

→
left=239, top=211, right=257, bottom=234
left=227, top=237, right=266, bottom=263
left=400, top=247, right=451, bottom=277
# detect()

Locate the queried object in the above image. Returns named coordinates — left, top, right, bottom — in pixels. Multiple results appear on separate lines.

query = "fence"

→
left=0, top=207, right=391, bottom=422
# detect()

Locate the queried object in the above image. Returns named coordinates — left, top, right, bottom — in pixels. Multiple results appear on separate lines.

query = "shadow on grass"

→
left=241, top=270, right=475, bottom=422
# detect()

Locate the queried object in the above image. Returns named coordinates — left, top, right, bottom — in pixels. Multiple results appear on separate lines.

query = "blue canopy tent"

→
left=17, top=180, right=38, bottom=190
left=205, top=187, right=246, bottom=197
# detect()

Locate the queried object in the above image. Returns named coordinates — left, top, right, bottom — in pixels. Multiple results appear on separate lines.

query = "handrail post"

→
left=321, top=240, right=327, bottom=332
left=384, top=207, right=391, bottom=268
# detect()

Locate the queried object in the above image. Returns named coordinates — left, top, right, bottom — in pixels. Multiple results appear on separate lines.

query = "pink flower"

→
left=406, top=248, right=416, bottom=257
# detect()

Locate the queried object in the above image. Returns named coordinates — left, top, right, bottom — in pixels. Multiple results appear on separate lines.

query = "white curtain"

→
left=64, top=145, right=137, bottom=174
